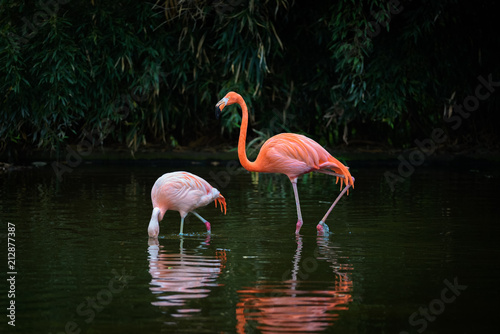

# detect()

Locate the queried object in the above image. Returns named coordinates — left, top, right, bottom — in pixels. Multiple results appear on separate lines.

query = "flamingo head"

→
left=148, top=207, right=162, bottom=238
left=215, top=91, right=241, bottom=119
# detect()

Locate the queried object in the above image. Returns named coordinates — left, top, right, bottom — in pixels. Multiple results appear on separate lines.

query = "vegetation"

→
left=1, top=0, right=499, bottom=160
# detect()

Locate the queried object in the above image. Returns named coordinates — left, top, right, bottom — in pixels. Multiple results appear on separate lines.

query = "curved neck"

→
left=236, top=95, right=257, bottom=171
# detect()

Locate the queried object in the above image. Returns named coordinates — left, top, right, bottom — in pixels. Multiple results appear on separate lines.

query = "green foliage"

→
left=1, top=0, right=499, bottom=158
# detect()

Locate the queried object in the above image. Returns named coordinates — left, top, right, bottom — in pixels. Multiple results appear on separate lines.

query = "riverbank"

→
left=2, top=142, right=499, bottom=174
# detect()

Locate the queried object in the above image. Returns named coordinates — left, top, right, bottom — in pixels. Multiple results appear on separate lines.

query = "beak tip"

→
left=215, top=97, right=228, bottom=119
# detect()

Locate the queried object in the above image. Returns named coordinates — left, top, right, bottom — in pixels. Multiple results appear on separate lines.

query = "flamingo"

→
left=148, top=171, right=227, bottom=237
left=215, top=92, right=354, bottom=235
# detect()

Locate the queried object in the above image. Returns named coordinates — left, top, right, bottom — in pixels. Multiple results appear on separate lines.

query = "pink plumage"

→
left=257, top=133, right=351, bottom=182
left=215, top=91, right=354, bottom=235
left=148, top=171, right=226, bottom=237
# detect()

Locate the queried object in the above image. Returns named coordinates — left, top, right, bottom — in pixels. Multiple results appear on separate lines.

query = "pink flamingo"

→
left=148, top=171, right=227, bottom=237
left=215, top=92, right=354, bottom=234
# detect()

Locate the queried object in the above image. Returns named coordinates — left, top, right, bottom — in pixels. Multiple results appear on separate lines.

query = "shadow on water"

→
left=236, top=235, right=353, bottom=333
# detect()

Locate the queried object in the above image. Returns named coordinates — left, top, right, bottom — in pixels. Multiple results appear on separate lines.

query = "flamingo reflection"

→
left=236, top=236, right=353, bottom=333
left=147, top=235, right=225, bottom=317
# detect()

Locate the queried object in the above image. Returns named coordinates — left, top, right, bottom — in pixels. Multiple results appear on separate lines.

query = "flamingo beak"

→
left=215, top=97, right=228, bottom=119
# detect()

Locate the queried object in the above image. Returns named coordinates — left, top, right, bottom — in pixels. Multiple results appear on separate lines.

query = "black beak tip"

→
left=215, top=106, right=221, bottom=119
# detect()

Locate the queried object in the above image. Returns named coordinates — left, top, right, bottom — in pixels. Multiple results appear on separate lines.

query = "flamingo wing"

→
left=152, top=172, right=225, bottom=216
left=256, top=133, right=351, bottom=180
left=152, top=172, right=208, bottom=212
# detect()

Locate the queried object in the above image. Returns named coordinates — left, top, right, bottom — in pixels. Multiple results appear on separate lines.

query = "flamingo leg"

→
left=317, top=175, right=355, bottom=234
left=316, top=170, right=345, bottom=178
left=179, top=216, right=185, bottom=235
left=290, top=178, right=304, bottom=234
left=191, top=211, right=211, bottom=234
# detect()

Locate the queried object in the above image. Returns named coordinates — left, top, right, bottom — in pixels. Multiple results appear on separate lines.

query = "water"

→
left=1, top=160, right=499, bottom=333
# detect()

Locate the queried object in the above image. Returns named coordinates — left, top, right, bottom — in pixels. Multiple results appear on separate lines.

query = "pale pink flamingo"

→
left=215, top=92, right=354, bottom=234
left=148, top=171, right=227, bottom=237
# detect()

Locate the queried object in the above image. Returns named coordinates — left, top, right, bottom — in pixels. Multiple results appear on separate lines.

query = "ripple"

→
left=148, top=238, right=224, bottom=316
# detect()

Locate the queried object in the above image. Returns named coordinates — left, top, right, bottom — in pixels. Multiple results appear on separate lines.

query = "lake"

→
left=1, top=158, right=498, bottom=333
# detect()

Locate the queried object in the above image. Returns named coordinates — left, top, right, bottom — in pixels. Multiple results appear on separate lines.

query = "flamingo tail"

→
left=215, top=194, right=227, bottom=214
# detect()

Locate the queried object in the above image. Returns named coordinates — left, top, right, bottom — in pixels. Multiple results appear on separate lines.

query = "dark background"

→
left=1, top=0, right=499, bottom=161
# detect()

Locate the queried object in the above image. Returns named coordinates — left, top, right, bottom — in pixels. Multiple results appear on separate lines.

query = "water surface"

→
left=1, top=161, right=498, bottom=333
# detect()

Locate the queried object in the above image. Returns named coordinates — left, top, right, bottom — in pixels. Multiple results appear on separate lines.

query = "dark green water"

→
left=1, top=161, right=499, bottom=333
